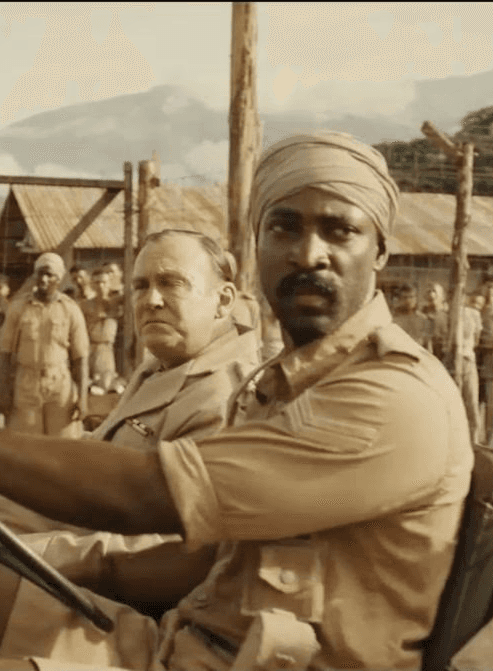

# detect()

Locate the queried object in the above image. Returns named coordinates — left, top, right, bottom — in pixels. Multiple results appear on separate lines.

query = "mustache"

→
left=276, top=272, right=337, bottom=299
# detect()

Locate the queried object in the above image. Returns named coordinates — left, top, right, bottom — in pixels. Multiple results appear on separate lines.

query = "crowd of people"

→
left=0, top=129, right=480, bottom=670
left=390, top=279, right=493, bottom=444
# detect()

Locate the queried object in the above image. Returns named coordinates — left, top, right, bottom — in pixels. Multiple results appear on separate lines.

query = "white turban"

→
left=249, top=131, right=399, bottom=241
left=34, top=253, right=66, bottom=280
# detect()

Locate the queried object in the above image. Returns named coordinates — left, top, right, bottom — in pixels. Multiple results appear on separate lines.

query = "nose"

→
left=145, top=285, right=165, bottom=309
left=289, top=231, right=330, bottom=270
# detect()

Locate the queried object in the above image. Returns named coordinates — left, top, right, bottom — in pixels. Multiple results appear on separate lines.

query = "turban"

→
left=34, top=253, right=66, bottom=280
left=249, top=131, right=399, bottom=241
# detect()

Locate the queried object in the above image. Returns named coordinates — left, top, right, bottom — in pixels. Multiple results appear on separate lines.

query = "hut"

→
left=0, top=182, right=227, bottom=294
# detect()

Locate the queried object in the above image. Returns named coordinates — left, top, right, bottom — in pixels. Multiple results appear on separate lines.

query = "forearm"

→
left=0, top=430, right=182, bottom=535
left=88, top=541, right=217, bottom=607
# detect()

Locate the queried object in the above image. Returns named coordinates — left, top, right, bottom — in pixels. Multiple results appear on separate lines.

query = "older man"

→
left=0, top=253, right=89, bottom=438
left=0, top=132, right=473, bottom=671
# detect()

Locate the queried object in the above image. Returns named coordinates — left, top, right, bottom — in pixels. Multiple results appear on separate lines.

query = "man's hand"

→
left=70, top=399, right=87, bottom=421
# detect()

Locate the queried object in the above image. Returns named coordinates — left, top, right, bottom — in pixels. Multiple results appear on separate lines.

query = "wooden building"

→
left=379, top=192, right=493, bottom=308
left=0, top=182, right=227, bottom=294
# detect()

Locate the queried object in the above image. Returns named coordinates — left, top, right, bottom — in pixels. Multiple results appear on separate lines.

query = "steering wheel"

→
left=0, top=518, right=114, bottom=633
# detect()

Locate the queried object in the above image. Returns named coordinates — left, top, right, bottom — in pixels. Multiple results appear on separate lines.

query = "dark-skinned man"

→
left=0, top=132, right=473, bottom=671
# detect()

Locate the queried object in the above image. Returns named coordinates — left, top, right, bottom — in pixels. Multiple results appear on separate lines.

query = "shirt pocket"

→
left=19, top=313, right=39, bottom=341
left=49, top=316, right=69, bottom=347
left=241, top=541, right=324, bottom=623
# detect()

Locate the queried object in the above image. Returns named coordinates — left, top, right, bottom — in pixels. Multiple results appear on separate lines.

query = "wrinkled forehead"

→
left=133, top=235, right=213, bottom=279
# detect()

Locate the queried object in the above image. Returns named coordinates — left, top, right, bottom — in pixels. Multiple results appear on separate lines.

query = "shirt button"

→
left=279, top=569, right=297, bottom=585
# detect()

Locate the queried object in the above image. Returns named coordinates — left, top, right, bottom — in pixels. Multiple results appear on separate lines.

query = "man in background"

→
left=0, top=253, right=89, bottom=438
left=393, top=282, right=429, bottom=346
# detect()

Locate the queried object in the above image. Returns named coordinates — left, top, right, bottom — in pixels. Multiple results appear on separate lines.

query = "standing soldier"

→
left=0, top=253, right=89, bottom=438
left=422, top=282, right=448, bottom=362
left=80, top=267, right=120, bottom=393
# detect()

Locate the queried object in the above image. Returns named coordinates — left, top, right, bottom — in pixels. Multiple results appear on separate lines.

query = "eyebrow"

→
left=132, top=271, right=193, bottom=289
left=267, top=207, right=354, bottom=226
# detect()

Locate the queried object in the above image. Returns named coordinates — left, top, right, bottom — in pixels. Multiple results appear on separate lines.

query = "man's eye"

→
left=327, top=225, right=357, bottom=240
left=269, top=219, right=299, bottom=235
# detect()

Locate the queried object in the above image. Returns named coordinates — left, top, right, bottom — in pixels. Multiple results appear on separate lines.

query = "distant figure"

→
left=0, top=274, right=10, bottom=330
left=69, top=265, right=95, bottom=302
left=393, top=283, right=428, bottom=346
left=0, top=253, right=89, bottom=437
left=80, top=267, right=120, bottom=393
left=422, top=282, right=449, bottom=361
left=459, top=295, right=483, bottom=444
left=101, top=262, right=124, bottom=298
left=101, top=262, right=125, bottom=375
left=479, top=275, right=493, bottom=442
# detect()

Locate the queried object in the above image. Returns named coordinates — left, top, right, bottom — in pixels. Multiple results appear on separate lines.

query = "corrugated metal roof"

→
left=8, top=183, right=227, bottom=251
left=390, top=193, right=493, bottom=255
left=7, top=186, right=493, bottom=257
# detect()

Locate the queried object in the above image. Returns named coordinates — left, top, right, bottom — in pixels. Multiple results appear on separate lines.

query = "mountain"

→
left=1, top=69, right=493, bottom=184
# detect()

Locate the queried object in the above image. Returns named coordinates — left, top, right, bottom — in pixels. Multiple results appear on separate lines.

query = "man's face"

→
left=400, top=291, right=418, bottom=312
left=92, top=272, right=111, bottom=299
left=132, top=236, right=225, bottom=366
left=35, top=266, right=61, bottom=301
left=257, top=187, right=386, bottom=346
left=104, top=264, right=122, bottom=291
left=426, top=286, right=439, bottom=307
left=72, top=270, right=88, bottom=289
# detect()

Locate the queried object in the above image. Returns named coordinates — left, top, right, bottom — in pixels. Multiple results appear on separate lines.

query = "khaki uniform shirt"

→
left=158, top=292, right=473, bottom=670
left=0, top=291, right=89, bottom=368
left=92, top=325, right=261, bottom=449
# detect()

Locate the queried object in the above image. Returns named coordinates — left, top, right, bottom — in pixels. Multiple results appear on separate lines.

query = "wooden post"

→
left=137, top=160, right=151, bottom=252
left=447, top=142, right=474, bottom=390
left=137, top=158, right=160, bottom=253
left=420, top=122, right=475, bottom=389
left=228, top=1, right=261, bottom=293
left=123, top=162, right=134, bottom=378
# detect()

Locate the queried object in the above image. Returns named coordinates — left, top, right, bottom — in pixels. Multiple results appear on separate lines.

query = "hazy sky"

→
left=1, top=1, right=493, bottom=131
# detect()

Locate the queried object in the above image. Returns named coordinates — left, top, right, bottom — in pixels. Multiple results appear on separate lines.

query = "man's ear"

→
left=373, top=238, right=389, bottom=272
left=216, top=282, right=237, bottom=319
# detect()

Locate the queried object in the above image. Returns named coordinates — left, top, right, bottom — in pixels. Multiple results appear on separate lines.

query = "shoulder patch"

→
left=286, top=390, right=379, bottom=455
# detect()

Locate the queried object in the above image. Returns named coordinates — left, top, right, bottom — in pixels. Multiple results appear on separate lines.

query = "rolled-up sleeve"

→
left=158, top=365, right=472, bottom=551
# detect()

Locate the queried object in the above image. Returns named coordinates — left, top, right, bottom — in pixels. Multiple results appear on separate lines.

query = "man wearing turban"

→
left=0, top=252, right=89, bottom=438
left=0, top=133, right=474, bottom=671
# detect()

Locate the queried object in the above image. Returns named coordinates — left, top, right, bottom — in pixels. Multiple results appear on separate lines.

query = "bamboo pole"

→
left=123, top=162, right=134, bottom=378
left=228, top=1, right=261, bottom=293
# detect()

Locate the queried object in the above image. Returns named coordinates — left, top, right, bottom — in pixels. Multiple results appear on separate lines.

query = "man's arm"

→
left=0, top=430, right=183, bottom=536
left=75, top=541, right=217, bottom=609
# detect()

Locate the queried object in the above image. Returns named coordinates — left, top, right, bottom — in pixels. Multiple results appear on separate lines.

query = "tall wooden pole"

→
left=137, top=160, right=152, bottom=252
left=421, top=122, right=475, bottom=389
left=448, top=142, right=474, bottom=389
left=123, top=161, right=134, bottom=378
left=228, top=1, right=261, bottom=293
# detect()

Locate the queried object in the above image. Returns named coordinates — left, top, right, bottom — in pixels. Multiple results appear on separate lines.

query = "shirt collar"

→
left=29, top=289, right=63, bottom=305
left=264, top=291, right=420, bottom=400
left=150, top=324, right=254, bottom=378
